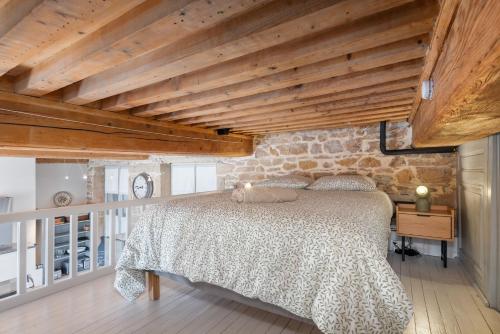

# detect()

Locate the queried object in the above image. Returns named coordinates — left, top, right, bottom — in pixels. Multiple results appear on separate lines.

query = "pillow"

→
left=253, top=175, right=313, bottom=189
left=231, top=187, right=298, bottom=203
left=307, top=175, right=376, bottom=191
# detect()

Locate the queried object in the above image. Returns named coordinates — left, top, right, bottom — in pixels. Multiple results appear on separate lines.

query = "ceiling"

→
left=0, top=0, right=440, bottom=136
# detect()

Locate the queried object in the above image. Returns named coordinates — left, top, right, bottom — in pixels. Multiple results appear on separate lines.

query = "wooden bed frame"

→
left=147, top=271, right=313, bottom=323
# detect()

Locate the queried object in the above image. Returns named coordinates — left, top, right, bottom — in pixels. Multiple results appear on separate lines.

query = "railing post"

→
left=70, top=215, right=78, bottom=278
left=110, top=209, right=116, bottom=267
left=127, top=206, right=133, bottom=238
left=90, top=212, right=98, bottom=271
left=45, top=218, right=54, bottom=287
left=16, top=221, right=27, bottom=295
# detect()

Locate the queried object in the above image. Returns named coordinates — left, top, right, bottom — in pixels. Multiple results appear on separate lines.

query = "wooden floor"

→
left=0, top=254, right=499, bottom=334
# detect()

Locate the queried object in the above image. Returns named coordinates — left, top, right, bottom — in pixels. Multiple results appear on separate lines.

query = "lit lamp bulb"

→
left=64, top=175, right=69, bottom=180
left=244, top=182, right=252, bottom=190
left=415, top=185, right=431, bottom=212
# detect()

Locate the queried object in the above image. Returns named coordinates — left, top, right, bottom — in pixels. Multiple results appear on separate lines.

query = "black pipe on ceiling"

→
left=379, top=121, right=456, bottom=155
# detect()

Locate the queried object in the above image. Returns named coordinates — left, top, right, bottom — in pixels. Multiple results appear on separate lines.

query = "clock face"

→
left=132, top=173, right=154, bottom=199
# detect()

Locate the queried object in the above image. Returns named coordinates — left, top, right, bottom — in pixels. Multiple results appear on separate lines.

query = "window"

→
left=171, top=163, right=217, bottom=195
left=104, top=167, right=129, bottom=262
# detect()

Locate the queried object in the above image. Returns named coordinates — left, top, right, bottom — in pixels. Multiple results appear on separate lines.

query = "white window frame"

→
left=171, top=163, right=217, bottom=196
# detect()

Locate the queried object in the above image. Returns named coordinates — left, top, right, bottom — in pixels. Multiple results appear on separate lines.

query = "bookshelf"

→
left=53, top=215, right=91, bottom=280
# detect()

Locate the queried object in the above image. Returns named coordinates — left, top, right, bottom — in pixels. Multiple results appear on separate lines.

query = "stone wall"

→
left=217, top=122, right=457, bottom=206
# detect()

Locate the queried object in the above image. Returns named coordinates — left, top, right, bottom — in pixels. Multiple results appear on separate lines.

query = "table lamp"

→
left=415, top=185, right=431, bottom=212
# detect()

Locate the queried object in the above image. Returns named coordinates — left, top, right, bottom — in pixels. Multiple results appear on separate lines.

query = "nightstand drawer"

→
left=398, top=213, right=452, bottom=239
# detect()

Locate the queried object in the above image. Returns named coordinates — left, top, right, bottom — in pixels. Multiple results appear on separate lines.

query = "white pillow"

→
left=253, top=175, right=313, bottom=189
left=307, top=175, right=376, bottom=191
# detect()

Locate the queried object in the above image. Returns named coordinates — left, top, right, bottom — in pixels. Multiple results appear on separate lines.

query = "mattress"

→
left=115, top=189, right=412, bottom=333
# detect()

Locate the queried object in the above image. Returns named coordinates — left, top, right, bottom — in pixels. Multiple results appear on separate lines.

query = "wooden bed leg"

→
left=148, top=272, right=160, bottom=301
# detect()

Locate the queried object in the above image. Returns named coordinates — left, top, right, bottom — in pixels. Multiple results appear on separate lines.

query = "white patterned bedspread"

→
left=115, top=190, right=412, bottom=333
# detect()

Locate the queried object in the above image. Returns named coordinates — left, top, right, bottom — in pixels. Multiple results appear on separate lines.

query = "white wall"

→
left=0, top=157, right=36, bottom=245
left=36, top=163, right=88, bottom=209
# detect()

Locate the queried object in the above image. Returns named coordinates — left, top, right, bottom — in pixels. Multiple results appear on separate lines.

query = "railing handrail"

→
left=0, top=190, right=224, bottom=224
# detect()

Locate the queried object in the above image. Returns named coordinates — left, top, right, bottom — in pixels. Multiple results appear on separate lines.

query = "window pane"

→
left=195, top=165, right=217, bottom=193
left=171, top=164, right=195, bottom=195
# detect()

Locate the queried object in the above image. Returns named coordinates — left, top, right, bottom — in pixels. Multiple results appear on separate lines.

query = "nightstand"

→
left=396, top=203, right=455, bottom=268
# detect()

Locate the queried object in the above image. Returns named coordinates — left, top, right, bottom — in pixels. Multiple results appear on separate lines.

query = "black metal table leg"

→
left=402, top=236, right=405, bottom=261
left=442, top=240, right=447, bottom=268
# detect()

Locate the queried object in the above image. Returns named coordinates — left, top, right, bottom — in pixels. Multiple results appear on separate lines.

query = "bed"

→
left=115, top=189, right=412, bottom=333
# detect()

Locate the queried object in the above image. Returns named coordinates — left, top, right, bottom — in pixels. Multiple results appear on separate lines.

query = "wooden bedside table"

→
left=396, top=203, right=455, bottom=268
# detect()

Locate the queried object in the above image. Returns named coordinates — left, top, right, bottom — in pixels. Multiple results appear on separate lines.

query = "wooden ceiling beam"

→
left=0, top=0, right=143, bottom=77
left=15, top=0, right=267, bottom=96
left=132, top=36, right=427, bottom=117
left=412, top=0, right=500, bottom=147
left=177, top=78, right=418, bottom=125
left=241, top=118, right=408, bottom=135
left=230, top=107, right=411, bottom=132
left=237, top=114, right=409, bottom=134
left=161, top=59, right=423, bottom=122
left=409, top=0, right=460, bottom=123
left=205, top=98, right=414, bottom=129
left=103, top=0, right=435, bottom=111
left=63, top=0, right=409, bottom=105
left=0, top=91, right=253, bottom=156
left=0, top=148, right=149, bottom=160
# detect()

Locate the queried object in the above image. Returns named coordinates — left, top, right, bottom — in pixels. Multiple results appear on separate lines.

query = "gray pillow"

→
left=307, top=175, right=376, bottom=191
left=254, top=175, right=313, bottom=189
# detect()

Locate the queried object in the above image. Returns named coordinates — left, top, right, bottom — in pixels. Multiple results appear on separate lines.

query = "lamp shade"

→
left=416, top=185, right=429, bottom=197
left=415, top=185, right=431, bottom=212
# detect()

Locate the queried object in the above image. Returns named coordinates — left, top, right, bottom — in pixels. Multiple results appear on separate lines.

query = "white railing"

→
left=0, top=191, right=221, bottom=312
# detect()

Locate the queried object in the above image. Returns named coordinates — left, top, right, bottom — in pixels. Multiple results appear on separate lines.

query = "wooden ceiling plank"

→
left=412, top=0, right=500, bottom=147
left=241, top=117, right=409, bottom=135
left=205, top=98, right=414, bottom=128
left=132, top=35, right=427, bottom=116
left=15, top=0, right=267, bottom=96
left=177, top=78, right=418, bottom=125
left=65, top=0, right=425, bottom=106
left=104, top=0, right=436, bottom=111
left=0, top=148, right=149, bottom=160
left=214, top=107, right=412, bottom=132
left=202, top=94, right=415, bottom=128
left=0, top=91, right=253, bottom=156
left=236, top=114, right=409, bottom=134
left=229, top=108, right=411, bottom=131
left=0, top=0, right=144, bottom=77
left=161, top=59, right=423, bottom=122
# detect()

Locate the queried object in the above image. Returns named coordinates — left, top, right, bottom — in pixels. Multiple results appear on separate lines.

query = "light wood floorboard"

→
left=0, top=254, right=499, bottom=334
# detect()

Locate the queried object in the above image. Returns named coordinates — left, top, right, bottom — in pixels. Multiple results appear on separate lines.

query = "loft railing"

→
left=0, top=191, right=220, bottom=312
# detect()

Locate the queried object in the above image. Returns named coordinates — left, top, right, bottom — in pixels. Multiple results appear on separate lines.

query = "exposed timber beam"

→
left=132, top=36, right=427, bottom=117
left=0, top=92, right=253, bottom=156
left=64, top=0, right=425, bottom=106
left=15, top=0, right=267, bottom=95
left=206, top=99, right=414, bottom=129
left=409, top=0, right=460, bottom=123
left=237, top=115, right=409, bottom=134
left=0, top=148, right=149, bottom=160
left=161, top=59, right=423, bottom=122
left=0, top=0, right=143, bottom=77
left=412, top=0, right=500, bottom=147
left=230, top=108, right=411, bottom=132
left=177, top=78, right=418, bottom=125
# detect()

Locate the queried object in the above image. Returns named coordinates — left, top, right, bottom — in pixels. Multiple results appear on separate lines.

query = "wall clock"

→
left=53, top=191, right=73, bottom=207
left=132, top=172, right=154, bottom=199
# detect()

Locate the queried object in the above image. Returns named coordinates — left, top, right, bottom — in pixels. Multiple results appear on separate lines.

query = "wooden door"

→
left=459, top=134, right=499, bottom=307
